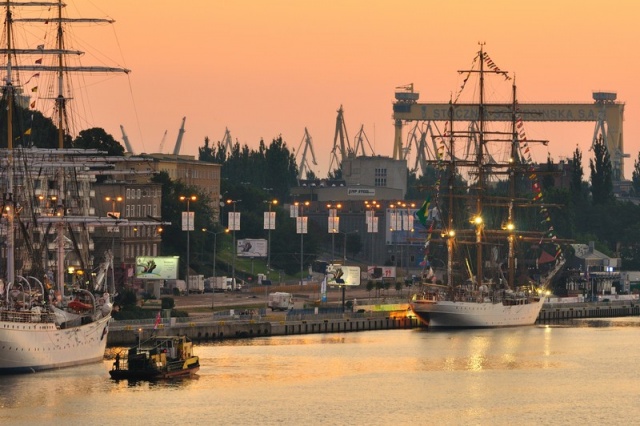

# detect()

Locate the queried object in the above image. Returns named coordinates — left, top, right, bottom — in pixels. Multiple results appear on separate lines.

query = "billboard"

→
left=326, top=264, right=361, bottom=286
left=367, top=266, right=396, bottom=280
left=237, top=239, right=267, bottom=258
left=135, top=256, right=179, bottom=280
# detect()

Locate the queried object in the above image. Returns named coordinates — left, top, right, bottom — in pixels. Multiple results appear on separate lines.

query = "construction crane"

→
left=158, top=130, right=168, bottom=153
left=119, top=125, right=135, bottom=154
left=172, top=117, right=186, bottom=155
left=328, top=105, right=353, bottom=173
left=296, top=127, right=317, bottom=180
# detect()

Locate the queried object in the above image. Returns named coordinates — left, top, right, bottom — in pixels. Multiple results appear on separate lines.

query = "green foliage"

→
left=160, top=297, right=175, bottom=310
left=589, top=135, right=614, bottom=205
left=632, top=152, right=640, bottom=196
left=72, top=128, right=125, bottom=155
left=199, top=135, right=298, bottom=203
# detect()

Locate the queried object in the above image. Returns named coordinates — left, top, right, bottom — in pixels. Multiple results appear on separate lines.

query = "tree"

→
left=632, top=152, right=640, bottom=196
left=199, top=135, right=298, bottom=203
left=570, top=146, right=584, bottom=197
left=73, top=128, right=125, bottom=155
left=542, top=155, right=556, bottom=190
left=589, top=135, right=614, bottom=205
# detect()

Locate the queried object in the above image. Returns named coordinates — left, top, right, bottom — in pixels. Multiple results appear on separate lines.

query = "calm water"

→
left=2, top=318, right=640, bottom=425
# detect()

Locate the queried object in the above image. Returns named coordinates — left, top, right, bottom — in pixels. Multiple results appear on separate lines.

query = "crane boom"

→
left=172, top=117, right=186, bottom=155
left=119, top=125, right=135, bottom=154
left=296, top=127, right=317, bottom=180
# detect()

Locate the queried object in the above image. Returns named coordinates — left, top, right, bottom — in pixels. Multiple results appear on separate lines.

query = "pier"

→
left=108, top=312, right=420, bottom=347
left=107, top=299, right=640, bottom=346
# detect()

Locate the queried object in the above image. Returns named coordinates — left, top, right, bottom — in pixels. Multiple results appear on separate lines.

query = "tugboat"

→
left=109, top=336, right=200, bottom=381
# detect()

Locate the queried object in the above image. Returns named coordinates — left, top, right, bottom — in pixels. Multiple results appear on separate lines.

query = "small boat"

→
left=109, top=336, right=200, bottom=381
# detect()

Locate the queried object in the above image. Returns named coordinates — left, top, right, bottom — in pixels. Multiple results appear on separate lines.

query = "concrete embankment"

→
left=539, top=301, right=640, bottom=321
left=108, top=314, right=420, bottom=347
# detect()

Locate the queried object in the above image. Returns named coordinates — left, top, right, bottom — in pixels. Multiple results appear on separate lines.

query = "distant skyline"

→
left=20, top=1, right=640, bottom=179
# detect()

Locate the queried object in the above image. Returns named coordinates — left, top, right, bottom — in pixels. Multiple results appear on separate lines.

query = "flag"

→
left=153, top=311, right=162, bottom=329
left=24, top=72, right=40, bottom=85
left=35, top=58, right=42, bottom=64
left=415, top=195, right=431, bottom=227
left=31, top=86, right=38, bottom=92
left=24, top=128, right=31, bottom=136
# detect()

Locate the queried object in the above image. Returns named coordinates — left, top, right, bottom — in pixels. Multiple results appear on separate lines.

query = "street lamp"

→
left=327, top=203, right=341, bottom=264
left=180, top=195, right=197, bottom=295
left=105, top=195, right=123, bottom=295
left=202, top=227, right=228, bottom=309
left=227, top=199, right=241, bottom=287
left=264, top=199, right=278, bottom=272
left=294, top=201, right=309, bottom=285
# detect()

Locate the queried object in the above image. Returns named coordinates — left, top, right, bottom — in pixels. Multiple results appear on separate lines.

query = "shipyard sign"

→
left=395, top=103, right=614, bottom=123
left=347, top=188, right=375, bottom=196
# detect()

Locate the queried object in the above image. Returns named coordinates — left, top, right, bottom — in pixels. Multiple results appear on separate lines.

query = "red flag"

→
left=153, top=311, right=162, bottom=329
left=35, top=58, right=42, bottom=64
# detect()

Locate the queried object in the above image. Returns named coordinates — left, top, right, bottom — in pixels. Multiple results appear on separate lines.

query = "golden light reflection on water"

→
left=2, top=325, right=640, bottom=424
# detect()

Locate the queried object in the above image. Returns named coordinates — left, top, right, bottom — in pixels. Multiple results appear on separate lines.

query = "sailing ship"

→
left=410, top=45, right=565, bottom=328
left=109, top=335, right=200, bottom=381
left=0, top=0, right=130, bottom=373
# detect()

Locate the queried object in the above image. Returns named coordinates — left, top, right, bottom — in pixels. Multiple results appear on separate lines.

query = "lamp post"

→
left=342, top=230, right=359, bottom=262
left=105, top=195, right=123, bottom=295
left=264, top=199, right=278, bottom=272
left=294, top=201, right=309, bottom=285
left=202, top=228, right=228, bottom=309
left=180, top=195, right=197, bottom=295
left=227, top=199, right=241, bottom=287
left=327, top=203, right=341, bottom=265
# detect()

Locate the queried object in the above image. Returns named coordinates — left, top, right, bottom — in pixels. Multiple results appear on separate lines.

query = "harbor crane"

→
left=296, top=127, right=317, bottom=180
left=221, top=127, right=234, bottom=157
left=158, top=129, right=168, bottom=153
left=328, top=105, right=353, bottom=174
left=352, top=124, right=375, bottom=157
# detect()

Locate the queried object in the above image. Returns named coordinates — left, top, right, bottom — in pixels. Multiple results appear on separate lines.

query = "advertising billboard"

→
left=326, top=264, right=361, bottom=286
left=135, top=256, right=179, bottom=280
left=237, top=239, right=268, bottom=258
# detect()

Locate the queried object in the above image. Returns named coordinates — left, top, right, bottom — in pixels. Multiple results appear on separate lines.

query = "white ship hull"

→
left=0, top=314, right=110, bottom=374
left=410, top=298, right=544, bottom=328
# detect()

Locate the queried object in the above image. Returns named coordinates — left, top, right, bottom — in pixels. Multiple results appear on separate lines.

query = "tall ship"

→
left=0, top=0, right=130, bottom=373
left=410, top=45, right=565, bottom=328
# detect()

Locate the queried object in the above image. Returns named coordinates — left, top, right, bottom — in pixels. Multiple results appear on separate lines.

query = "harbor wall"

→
left=539, top=301, right=640, bottom=321
left=108, top=315, right=420, bottom=347
left=108, top=301, right=640, bottom=347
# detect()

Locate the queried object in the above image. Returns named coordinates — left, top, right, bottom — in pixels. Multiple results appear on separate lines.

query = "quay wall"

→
left=539, top=302, right=640, bottom=321
left=108, top=315, right=420, bottom=347
left=108, top=301, right=640, bottom=347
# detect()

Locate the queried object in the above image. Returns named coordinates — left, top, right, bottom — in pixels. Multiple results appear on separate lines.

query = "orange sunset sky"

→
left=20, top=1, right=640, bottom=179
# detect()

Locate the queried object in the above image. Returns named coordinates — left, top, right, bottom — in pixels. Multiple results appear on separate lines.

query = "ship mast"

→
left=475, top=43, right=486, bottom=287
left=4, top=0, right=16, bottom=286
left=2, top=0, right=130, bottom=293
